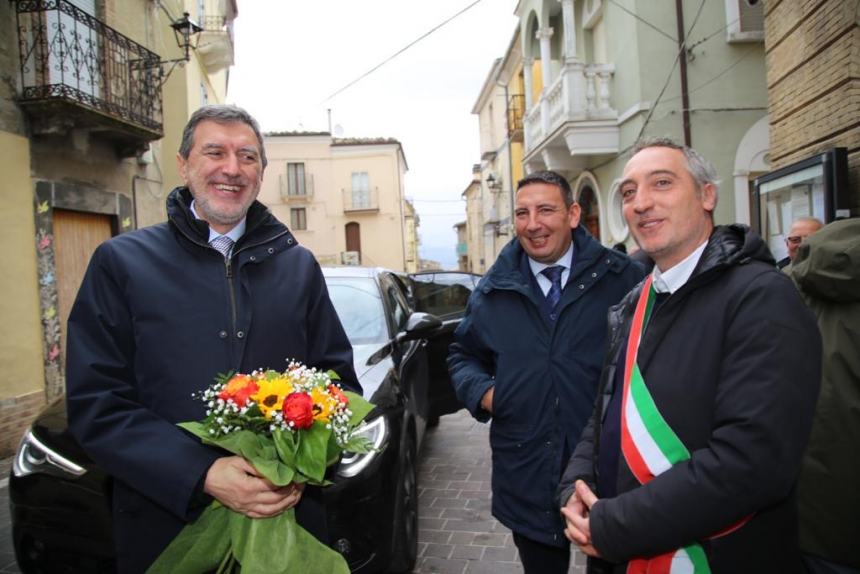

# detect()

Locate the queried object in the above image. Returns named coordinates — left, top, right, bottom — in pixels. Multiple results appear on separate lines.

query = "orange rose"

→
left=282, top=392, right=314, bottom=429
left=218, top=374, right=259, bottom=408
left=327, top=384, right=349, bottom=405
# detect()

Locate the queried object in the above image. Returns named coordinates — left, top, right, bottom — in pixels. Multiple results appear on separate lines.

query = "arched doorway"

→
left=578, top=186, right=600, bottom=240
left=345, top=222, right=361, bottom=264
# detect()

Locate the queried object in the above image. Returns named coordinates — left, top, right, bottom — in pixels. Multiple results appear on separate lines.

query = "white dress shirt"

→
left=528, top=242, right=575, bottom=296
left=651, top=240, right=708, bottom=294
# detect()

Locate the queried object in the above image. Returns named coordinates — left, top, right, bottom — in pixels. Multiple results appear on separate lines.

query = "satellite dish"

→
left=333, top=124, right=344, bottom=137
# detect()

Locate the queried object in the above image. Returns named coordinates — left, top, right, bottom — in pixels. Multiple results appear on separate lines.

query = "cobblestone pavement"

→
left=415, top=409, right=586, bottom=574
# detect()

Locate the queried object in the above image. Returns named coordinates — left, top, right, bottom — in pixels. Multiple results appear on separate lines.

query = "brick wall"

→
left=764, top=0, right=860, bottom=213
left=0, top=391, right=47, bottom=458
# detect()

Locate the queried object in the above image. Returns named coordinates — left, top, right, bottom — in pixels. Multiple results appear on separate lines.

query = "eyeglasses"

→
left=785, top=236, right=804, bottom=245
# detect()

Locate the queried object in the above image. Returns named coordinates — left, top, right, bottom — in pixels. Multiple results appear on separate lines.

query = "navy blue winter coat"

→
left=66, top=187, right=359, bottom=573
left=447, top=226, right=643, bottom=546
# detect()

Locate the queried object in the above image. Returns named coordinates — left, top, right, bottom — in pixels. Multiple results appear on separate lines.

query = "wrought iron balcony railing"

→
left=14, top=0, right=163, bottom=141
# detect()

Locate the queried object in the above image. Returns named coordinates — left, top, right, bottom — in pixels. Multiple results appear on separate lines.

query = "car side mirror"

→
left=395, top=312, right=442, bottom=343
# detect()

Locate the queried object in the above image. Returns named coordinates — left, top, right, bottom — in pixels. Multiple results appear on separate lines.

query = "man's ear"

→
left=176, top=152, right=188, bottom=184
left=568, top=202, right=582, bottom=229
left=701, top=183, right=717, bottom=212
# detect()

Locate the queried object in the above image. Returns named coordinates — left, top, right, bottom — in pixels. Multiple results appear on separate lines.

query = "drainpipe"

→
left=675, top=0, right=691, bottom=147
left=502, top=83, right=516, bottom=235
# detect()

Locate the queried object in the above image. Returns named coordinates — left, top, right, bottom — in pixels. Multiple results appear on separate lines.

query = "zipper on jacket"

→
left=225, top=257, right=238, bottom=335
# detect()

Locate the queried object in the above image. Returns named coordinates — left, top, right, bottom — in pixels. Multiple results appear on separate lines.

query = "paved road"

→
left=0, top=410, right=585, bottom=573
left=415, top=409, right=586, bottom=574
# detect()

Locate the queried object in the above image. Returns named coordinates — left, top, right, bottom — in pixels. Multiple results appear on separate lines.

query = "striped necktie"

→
left=210, top=235, right=234, bottom=259
left=541, top=265, right=564, bottom=317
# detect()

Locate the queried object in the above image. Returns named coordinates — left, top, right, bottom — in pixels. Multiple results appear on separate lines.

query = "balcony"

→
left=13, top=0, right=163, bottom=155
left=507, top=94, right=525, bottom=142
left=196, top=15, right=234, bottom=73
left=342, top=188, right=379, bottom=213
left=524, top=62, right=619, bottom=171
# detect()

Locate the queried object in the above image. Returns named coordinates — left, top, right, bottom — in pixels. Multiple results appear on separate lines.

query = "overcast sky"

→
left=227, top=1, right=519, bottom=269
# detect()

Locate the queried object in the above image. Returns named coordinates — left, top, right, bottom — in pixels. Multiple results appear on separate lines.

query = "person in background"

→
left=778, top=216, right=823, bottom=269
left=65, top=105, right=360, bottom=573
left=790, top=217, right=860, bottom=574
left=559, top=138, right=821, bottom=573
left=448, top=170, right=643, bottom=574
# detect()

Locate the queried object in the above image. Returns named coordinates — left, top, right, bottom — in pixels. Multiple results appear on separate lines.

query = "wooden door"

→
left=53, top=209, right=113, bottom=367
left=345, top=222, right=361, bottom=263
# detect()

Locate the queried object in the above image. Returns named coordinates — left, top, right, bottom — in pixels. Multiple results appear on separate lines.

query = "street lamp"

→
left=168, top=12, right=203, bottom=63
left=158, top=11, right=202, bottom=85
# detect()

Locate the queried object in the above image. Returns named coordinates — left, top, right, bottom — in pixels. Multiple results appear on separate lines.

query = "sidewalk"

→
left=415, top=409, right=586, bottom=574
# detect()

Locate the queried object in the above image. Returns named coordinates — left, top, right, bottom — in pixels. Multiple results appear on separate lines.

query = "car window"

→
left=408, top=272, right=479, bottom=319
left=382, top=274, right=410, bottom=332
left=325, top=277, right=388, bottom=345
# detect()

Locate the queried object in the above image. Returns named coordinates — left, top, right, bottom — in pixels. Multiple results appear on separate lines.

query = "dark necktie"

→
left=541, top=265, right=564, bottom=318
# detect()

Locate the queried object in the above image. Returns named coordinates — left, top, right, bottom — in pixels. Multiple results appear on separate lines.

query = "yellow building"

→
left=0, top=0, right=237, bottom=455
left=260, top=133, right=415, bottom=272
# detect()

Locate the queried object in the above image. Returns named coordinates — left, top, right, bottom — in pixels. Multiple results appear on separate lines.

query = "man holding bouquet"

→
left=66, top=105, right=360, bottom=573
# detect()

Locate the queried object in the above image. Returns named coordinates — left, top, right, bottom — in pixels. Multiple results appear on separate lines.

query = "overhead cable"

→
left=321, top=0, right=486, bottom=103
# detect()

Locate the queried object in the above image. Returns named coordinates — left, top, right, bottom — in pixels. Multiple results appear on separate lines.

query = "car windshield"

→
left=325, top=277, right=388, bottom=345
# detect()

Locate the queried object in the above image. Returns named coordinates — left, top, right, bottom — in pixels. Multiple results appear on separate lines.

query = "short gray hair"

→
left=179, top=105, right=268, bottom=170
left=632, top=137, right=719, bottom=201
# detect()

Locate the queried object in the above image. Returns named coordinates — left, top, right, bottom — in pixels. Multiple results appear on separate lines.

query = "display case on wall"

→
left=752, top=148, right=849, bottom=262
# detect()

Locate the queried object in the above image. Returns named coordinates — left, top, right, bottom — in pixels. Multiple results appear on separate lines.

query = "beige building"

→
left=0, top=0, right=236, bottom=455
left=260, top=133, right=417, bottom=272
left=461, top=166, right=486, bottom=273
left=469, top=27, right=527, bottom=270
left=453, top=221, right=468, bottom=271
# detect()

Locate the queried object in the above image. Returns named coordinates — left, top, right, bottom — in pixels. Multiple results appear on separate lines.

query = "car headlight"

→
left=12, top=428, right=86, bottom=479
left=337, top=415, right=388, bottom=478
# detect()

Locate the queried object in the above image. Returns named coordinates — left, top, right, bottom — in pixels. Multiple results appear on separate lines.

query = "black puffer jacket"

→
left=558, top=225, right=821, bottom=574
left=67, top=187, right=359, bottom=573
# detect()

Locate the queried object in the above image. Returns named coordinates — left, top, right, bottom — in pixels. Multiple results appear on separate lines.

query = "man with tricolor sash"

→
left=558, top=138, right=821, bottom=574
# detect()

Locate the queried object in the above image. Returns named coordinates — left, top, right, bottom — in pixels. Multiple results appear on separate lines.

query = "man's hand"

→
left=480, top=387, right=494, bottom=413
left=204, top=456, right=304, bottom=518
left=560, top=480, right=601, bottom=558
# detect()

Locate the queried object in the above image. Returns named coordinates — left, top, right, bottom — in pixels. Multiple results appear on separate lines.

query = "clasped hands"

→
left=204, top=456, right=304, bottom=518
left=561, top=479, right=602, bottom=558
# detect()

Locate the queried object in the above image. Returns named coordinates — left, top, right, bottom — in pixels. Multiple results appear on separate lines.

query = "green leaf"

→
left=229, top=510, right=349, bottom=574
left=146, top=504, right=231, bottom=573
left=344, top=391, right=375, bottom=426
left=294, top=422, right=331, bottom=483
left=341, top=435, right=375, bottom=455
left=273, top=428, right=298, bottom=468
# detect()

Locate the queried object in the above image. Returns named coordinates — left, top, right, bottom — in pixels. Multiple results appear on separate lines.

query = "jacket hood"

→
left=691, top=224, right=774, bottom=283
left=790, top=218, right=860, bottom=303
left=165, top=187, right=290, bottom=248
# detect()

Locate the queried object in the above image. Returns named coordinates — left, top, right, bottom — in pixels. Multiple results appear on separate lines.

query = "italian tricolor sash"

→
left=619, top=276, right=748, bottom=574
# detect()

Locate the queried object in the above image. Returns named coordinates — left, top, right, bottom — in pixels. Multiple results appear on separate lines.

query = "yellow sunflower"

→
left=310, top=386, right=338, bottom=423
left=251, top=374, right=294, bottom=419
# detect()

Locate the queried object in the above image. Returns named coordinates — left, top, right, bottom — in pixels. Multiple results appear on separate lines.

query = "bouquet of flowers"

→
left=148, top=362, right=375, bottom=574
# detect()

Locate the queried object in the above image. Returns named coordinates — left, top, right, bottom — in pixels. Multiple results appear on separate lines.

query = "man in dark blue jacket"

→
left=448, top=171, right=643, bottom=573
left=66, top=105, right=360, bottom=573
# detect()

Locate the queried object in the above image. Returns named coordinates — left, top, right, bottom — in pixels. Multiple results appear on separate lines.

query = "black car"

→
left=10, top=267, right=481, bottom=574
